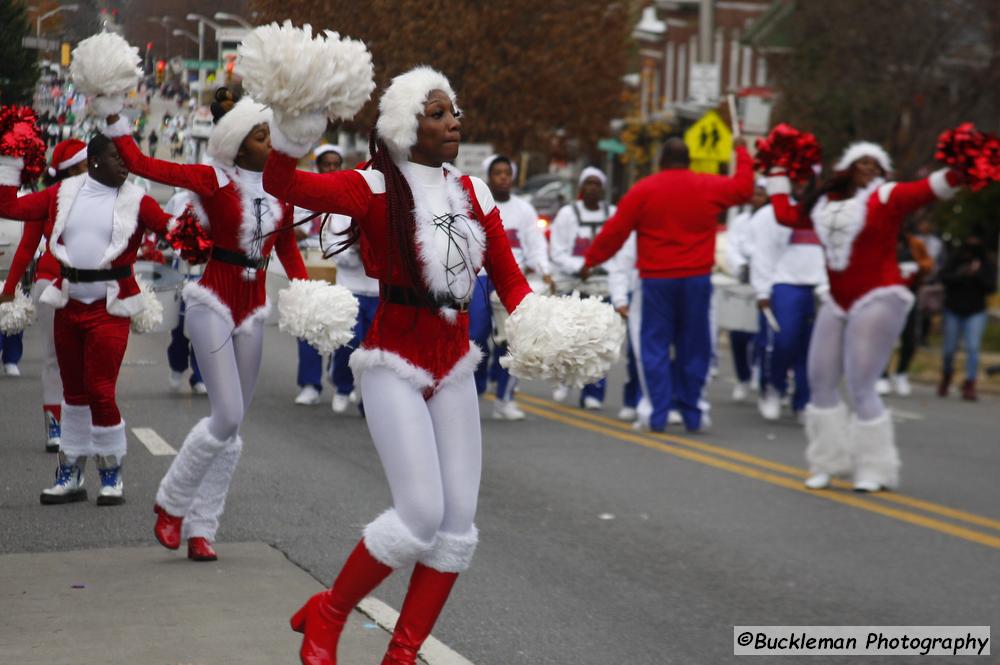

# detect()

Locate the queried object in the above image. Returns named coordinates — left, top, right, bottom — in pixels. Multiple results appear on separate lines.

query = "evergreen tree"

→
left=0, top=0, right=39, bottom=106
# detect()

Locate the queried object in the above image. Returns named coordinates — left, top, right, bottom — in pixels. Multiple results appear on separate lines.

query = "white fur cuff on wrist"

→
left=765, top=175, right=791, bottom=196
left=102, top=116, right=132, bottom=138
left=929, top=168, right=960, bottom=200
left=268, top=121, right=314, bottom=159
left=0, top=157, right=24, bottom=186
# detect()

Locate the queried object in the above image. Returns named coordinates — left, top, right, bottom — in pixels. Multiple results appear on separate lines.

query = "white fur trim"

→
left=234, top=301, right=271, bottom=336
left=48, top=175, right=86, bottom=266
left=377, top=66, right=458, bottom=161
left=182, top=281, right=236, bottom=329
left=102, top=116, right=132, bottom=139
left=0, top=289, right=36, bottom=334
left=206, top=98, right=272, bottom=168
left=39, top=280, right=70, bottom=309
left=156, top=417, right=236, bottom=516
left=928, top=168, right=960, bottom=200
left=851, top=412, right=900, bottom=489
left=0, top=156, right=25, bottom=186
left=91, top=421, right=127, bottom=457
left=100, top=181, right=144, bottom=268
left=349, top=347, right=434, bottom=391
left=804, top=402, right=852, bottom=476
left=105, top=281, right=145, bottom=318
left=230, top=170, right=280, bottom=258
left=181, top=435, right=243, bottom=541
left=70, top=32, right=141, bottom=98
left=267, top=119, right=316, bottom=159
left=277, top=279, right=359, bottom=354
left=810, top=180, right=880, bottom=272
left=60, top=402, right=95, bottom=459
left=58, top=148, right=88, bottom=171
left=765, top=175, right=791, bottom=196
left=419, top=527, right=479, bottom=573
left=363, top=509, right=433, bottom=569
left=404, top=163, right=485, bottom=303
left=833, top=141, right=892, bottom=173
left=435, top=342, right=484, bottom=393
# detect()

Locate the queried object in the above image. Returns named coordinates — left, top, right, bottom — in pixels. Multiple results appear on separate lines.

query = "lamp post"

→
left=37, top=3, right=79, bottom=40
left=186, top=14, right=224, bottom=104
left=147, top=16, right=175, bottom=59
left=213, top=12, right=252, bottom=29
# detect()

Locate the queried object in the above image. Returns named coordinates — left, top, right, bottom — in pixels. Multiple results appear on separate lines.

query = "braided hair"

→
left=210, top=87, right=236, bottom=123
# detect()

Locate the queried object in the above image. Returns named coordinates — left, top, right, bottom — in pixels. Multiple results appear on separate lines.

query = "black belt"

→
left=211, top=247, right=270, bottom=271
left=380, top=284, right=470, bottom=313
left=60, top=264, right=133, bottom=283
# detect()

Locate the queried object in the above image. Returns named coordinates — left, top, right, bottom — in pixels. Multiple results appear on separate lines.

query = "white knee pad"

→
left=420, top=526, right=479, bottom=573
left=851, top=413, right=900, bottom=489
left=804, top=402, right=852, bottom=476
left=363, top=509, right=434, bottom=569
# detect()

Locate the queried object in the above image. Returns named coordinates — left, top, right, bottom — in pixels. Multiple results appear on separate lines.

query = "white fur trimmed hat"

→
left=206, top=97, right=272, bottom=168
left=376, top=66, right=459, bottom=161
left=834, top=141, right=892, bottom=174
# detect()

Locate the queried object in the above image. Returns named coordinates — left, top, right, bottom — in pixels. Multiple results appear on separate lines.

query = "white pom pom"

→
left=501, top=293, right=626, bottom=388
left=91, top=94, right=125, bottom=117
left=237, top=21, right=375, bottom=123
left=0, top=290, right=36, bottom=335
left=278, top=279, right=359, bottom=355
left=130, top=278, right=163, bottom=334
left=70, top=33, right=142, bottom=107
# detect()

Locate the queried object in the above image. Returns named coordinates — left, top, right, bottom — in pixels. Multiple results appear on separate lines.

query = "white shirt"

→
left=724, top=209, right=755, bottom=276
left=549, top=200, right=617, bottom=276
left=749, top=204, right=828, bottom=300
left=324, top=212, right=379, bottom=296
left=607, top=232, right=639, bottom=308
left=63, top=176, right=117, bottom=303
left=493, top=194, right=549, bottom=275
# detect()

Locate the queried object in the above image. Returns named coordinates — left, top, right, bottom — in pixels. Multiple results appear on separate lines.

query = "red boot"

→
left=187, top=537, right=218, bottom=561
left=381, top=564, right=459, bottom=665
left=153, top=503, right=183, bottom=550
left=961, top=379, right=978, bottom=402
left=290, top=539, right=394, bottom=665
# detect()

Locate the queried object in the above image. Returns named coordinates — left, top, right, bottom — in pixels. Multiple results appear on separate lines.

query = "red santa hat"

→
left=48, top=139, right=88, bottom=177
left=833, top=141, right=892, bottom=174
left=376, top=66, right=459, bottom=162
left=206, top=97, right=272, bottom=168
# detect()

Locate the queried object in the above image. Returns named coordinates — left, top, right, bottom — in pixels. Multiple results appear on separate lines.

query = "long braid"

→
left=369, top=132, right=426, bottom=293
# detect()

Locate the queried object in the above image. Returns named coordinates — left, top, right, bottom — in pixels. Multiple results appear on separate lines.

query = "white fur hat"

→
left=206, top=97, right=272, bottom=168
left=482, top=153, right=518, bottom=180
left=834, top=141, right=892, bottom=174
left=578, top=166, right=607, bottom=187
left=376, top=66, right=459, bottom=161
left=314, top=144, right=346, bottom=161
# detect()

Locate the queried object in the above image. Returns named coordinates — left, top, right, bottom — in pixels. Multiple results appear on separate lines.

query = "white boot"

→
left=803, top=403, right=852, bottom=489
left=93, top=422, right=127, bottom=506
left=757, top=388, right=782, bottom=421
left=40, top=451, right=87, bottom=504
left=295, top=385, right=321, bottom=405
left=732, top=381, right=750, bottom=402
left=891, top=374, right=912, bottom=396
left=851, top=413, right=900, bottom=492
left=331, top=392, right=350, bottom=413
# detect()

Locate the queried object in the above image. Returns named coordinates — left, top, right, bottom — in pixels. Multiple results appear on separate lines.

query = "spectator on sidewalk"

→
left=938, top=227, right=997, bottom=401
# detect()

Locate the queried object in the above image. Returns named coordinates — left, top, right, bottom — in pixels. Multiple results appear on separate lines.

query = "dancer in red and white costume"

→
left=0, top=134, right=175, bottom=505
left=766, top=142, right=963, bottom=491
left=0, top=139, right=88, bottom=453
left=102, top=89, right=310, bottom=562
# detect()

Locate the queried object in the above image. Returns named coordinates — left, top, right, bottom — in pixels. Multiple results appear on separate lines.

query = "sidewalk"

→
left=0, top=542, right=392, bottom=664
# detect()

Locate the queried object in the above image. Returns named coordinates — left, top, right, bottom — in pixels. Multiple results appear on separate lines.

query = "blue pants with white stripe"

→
left=760, top=283, right=815, bottom=412
left=330, top=293, right=380, bottom=395
left=470, top=275, right=495, bottom=395
left=167, top=299, right=202, bottom=385
left=638, top=275, right=712, bottom=432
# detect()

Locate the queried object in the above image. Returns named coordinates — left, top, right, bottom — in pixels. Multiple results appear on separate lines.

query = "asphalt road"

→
left=1, top=323, right=998, bottom=665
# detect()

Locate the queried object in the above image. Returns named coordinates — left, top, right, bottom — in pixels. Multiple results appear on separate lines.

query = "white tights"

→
left=808, top=293, right=911, bottom=421
left=157, top=304, right=263, bottom=541
left=360, top=367, right=482, bottom=545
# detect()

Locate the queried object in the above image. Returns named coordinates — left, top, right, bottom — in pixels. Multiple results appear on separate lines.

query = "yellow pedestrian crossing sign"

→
left=684, top=110, right=732, bottom=174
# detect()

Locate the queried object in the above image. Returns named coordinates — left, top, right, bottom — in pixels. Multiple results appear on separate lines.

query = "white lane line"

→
left=358, top=597, right=475, bottom=665
left=131, top=427, right=177, bottom=456
left=892, top=408, right=926, bottom=422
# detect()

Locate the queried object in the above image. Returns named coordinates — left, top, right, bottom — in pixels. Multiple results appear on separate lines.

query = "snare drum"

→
left=134, top=261, right=184, bottom=333
left=712, top=274, right=759, bottom=333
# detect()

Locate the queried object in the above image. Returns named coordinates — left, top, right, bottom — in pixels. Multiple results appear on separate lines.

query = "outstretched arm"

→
left=0, top=158, right=53, bottom=222
left=263, top=150, right=375, bottom=220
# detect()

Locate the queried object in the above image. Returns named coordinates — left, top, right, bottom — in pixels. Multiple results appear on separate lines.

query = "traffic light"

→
left=225, top=58, right=235, bottom=84
left=156, top=60, right=166, bottom=85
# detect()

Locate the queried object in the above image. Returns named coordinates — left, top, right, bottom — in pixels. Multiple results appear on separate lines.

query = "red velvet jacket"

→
left=2, top=220, right=60, bottom=296
left=766, top=169, right=960, bottom=314
left=109, top=133, right=308, bottom=331
left=264, top=150, right=532, bottom=393
left=0, top=175, right=173, bottom=317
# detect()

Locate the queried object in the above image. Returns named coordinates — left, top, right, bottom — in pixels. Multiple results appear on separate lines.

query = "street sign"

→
left=597, top=138, right=626, bottom=155
left=454, top=142, right=494, bottom=178
left=183, top=59, right=220, bottom=71
left=683, top=110, right=732, bottom=174
left=689, top=63, right=721, bottom=105
left=22, top=36, right=60, bottom=51
left=215, top=27, right=249, bottom=44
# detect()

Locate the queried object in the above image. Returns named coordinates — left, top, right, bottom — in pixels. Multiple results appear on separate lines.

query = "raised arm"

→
left=263, top=150, right=375, bottom=219
left=0, top=158, right=54, bottom=222
left=708, top=145, right=755, bottom=207
left=765, top=173, right=812, bottom=230
left=877, top=169, right=962, bottom=220
left=103, top=116, right=221, bottom=197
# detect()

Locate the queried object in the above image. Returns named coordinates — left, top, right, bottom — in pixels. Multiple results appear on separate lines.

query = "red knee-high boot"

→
left=291, top=539, right=394, bottom=665
left=381, top=564, right=459, bottom=665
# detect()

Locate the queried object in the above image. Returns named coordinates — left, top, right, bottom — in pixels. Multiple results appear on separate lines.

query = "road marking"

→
left=131, top=427, right=177, bottom=456
left=891, top=408, right=925, bottom=422
left=502, top=395, right=1000, bottom=550
left=511, top=393, right=1000, bottom=534
left=357, top=597, right=475, bottom=665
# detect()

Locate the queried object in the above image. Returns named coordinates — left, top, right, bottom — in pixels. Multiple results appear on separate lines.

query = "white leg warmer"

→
left=851, top=413, right=900, bottom=489
left=182, top=436, right=243, bottom=541
left=60, top=402, right=94, bottom=460
left=91, top=421, right=127, bottom=458
left=363, top=509, right=435, bottom=569
left=419, top=527, right=479, bottom=573
left=156, top=417, right=235, bottom=517
left=804, top=402, right=853, bottom=476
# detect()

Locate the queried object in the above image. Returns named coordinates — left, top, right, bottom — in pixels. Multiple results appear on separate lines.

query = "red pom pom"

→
left=936, top=123, right=1000, bottom=192
left=166, top=205, right=213, bottom=264
left=754, top=123, right=822, bottom=183
left=137, top=235, right=166, bottom=264
left=0, top=105, right=47, bottom=186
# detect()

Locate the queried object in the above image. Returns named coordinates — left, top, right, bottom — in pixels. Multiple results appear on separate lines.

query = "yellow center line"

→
left=493, top=395, right=1000, bottom=550
left=510, top=393, right=1000, bottom=534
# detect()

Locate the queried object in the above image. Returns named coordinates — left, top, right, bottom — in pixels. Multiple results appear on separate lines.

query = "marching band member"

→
left=766, top=142, right=963, bottom=490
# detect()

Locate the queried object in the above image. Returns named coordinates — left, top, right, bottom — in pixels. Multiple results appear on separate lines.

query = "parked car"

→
left=517, top=173, right=574, bottom=233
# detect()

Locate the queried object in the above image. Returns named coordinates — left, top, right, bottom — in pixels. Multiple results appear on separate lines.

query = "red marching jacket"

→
left=263, top=151, right=532, bottom=394
left=0, top=175, right=174, bottom=316
left=2, top=219, right=60, bottom=296
left=109, top=133, right=308, bottom=332
left=767, top=169, right=961, bottom=315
